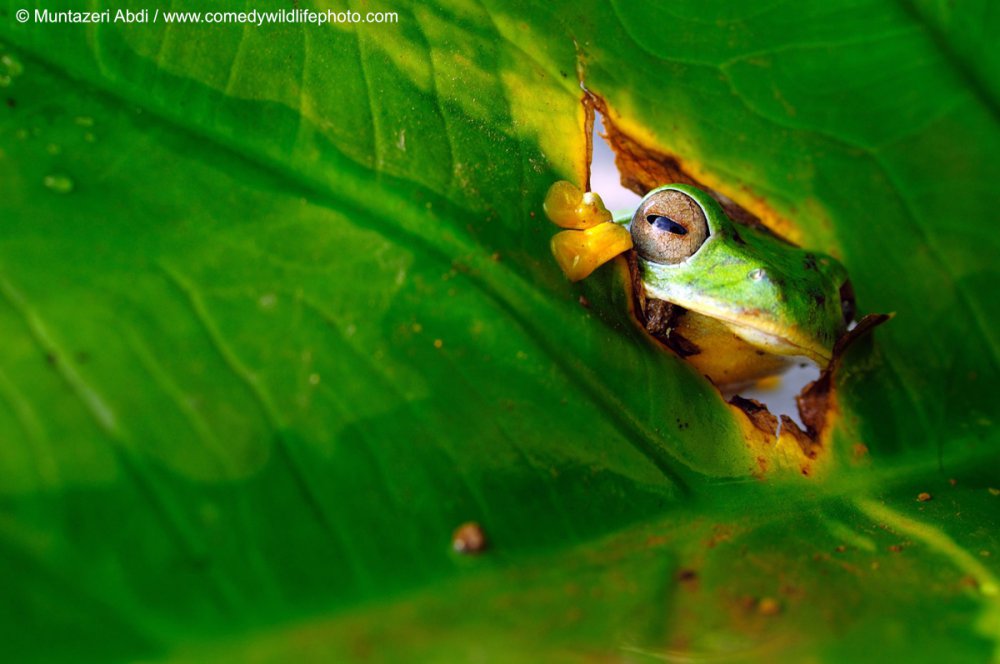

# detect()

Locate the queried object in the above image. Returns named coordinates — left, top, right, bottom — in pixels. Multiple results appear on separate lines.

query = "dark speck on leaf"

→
left=45, top=352, right=57, bottom=366
left=5, top=97, right=15, bottom=109
left=804, top=254, right=819, bottom=271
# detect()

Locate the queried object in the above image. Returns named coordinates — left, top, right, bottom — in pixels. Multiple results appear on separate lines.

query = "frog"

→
left=542, top=180, right=857, bottom=388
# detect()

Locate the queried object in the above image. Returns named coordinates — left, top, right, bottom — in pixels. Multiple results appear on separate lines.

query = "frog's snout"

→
left=543, top=181, right=633, bottom=282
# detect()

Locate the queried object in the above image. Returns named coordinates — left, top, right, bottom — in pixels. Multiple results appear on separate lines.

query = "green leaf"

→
left=0, top=0, right=997, bottom=661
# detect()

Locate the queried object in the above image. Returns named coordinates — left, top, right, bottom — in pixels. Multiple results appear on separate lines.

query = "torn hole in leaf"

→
left=590, top=114, right=641, bottom=212
left=583, top=92, right=888, bottom=467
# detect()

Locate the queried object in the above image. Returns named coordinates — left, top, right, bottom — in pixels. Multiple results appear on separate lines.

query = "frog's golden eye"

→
left=631, top=190, right=709, bottom=264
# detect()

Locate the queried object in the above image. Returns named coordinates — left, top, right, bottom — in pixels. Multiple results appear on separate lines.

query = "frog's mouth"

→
left=678, top=300, right=833, bottom=365
left=717, top=318, right=831, bottom=363
left=639, top=278, right=834, bottom=365
left=626, top=252, right=825, bottom=382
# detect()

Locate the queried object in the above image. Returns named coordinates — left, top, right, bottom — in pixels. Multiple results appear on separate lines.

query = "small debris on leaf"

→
left=989, top=488, right=1000, bottom=496
left=758, top=597, right=781, bottom=616
left=948, top=478, right=957, bottom=486
left=452, top=522, right=488, bottom=555
left=677, top=568, right=698, bottom=582
left=578, top=294, right=591, bottom=308
left=959, top=575, right=979, bottom=590
left=917, top=492, right=932, bottom=502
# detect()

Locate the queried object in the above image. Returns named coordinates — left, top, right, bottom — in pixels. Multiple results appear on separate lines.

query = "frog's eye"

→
left=631, top=190, right=709, bottom=264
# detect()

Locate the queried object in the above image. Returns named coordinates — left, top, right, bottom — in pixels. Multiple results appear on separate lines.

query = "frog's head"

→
left=627, top=184, right=854, bottom=364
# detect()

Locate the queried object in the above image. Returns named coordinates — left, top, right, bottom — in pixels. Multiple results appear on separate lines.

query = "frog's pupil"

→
left=647, top=215, right=688, bottom=236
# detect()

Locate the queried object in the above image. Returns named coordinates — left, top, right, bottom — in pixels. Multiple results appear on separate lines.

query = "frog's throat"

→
left=644, top=286, right=833, bottom=364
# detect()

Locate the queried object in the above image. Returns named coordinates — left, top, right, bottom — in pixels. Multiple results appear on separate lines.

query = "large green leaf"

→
left=0, top=0, right=997, bottom=661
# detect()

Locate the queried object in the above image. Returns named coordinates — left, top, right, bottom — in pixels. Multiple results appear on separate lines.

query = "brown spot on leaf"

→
left=677, top=568, right=698, bottom=584
left=758, top=597, right=781, bottom=616
left=705, top=524, right=734, bottom=549
left=959, top=575, right=979, bottom=590
left=917, top=492, right=932, bottom=502
left=452, top=522, right=488, bottom=555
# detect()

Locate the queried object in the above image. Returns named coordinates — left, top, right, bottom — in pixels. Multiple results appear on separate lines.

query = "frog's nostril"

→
left=647, top=215, right=688, bottom=235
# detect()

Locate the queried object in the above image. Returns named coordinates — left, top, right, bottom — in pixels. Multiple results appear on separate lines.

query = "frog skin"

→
left=544, top=181, right=856, bottom=387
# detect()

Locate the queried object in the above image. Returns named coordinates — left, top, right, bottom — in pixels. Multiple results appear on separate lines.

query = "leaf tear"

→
left=584, top=90, right=893, bottom=472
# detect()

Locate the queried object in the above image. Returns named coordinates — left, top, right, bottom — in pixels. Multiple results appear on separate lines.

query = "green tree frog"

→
left=544, top=181, right=857, bottom=387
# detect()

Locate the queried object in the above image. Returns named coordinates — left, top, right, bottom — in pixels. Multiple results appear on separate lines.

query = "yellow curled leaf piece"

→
left=543, top=180, right=613, bottom=229
left=550, top=222, right=633, bottom=282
